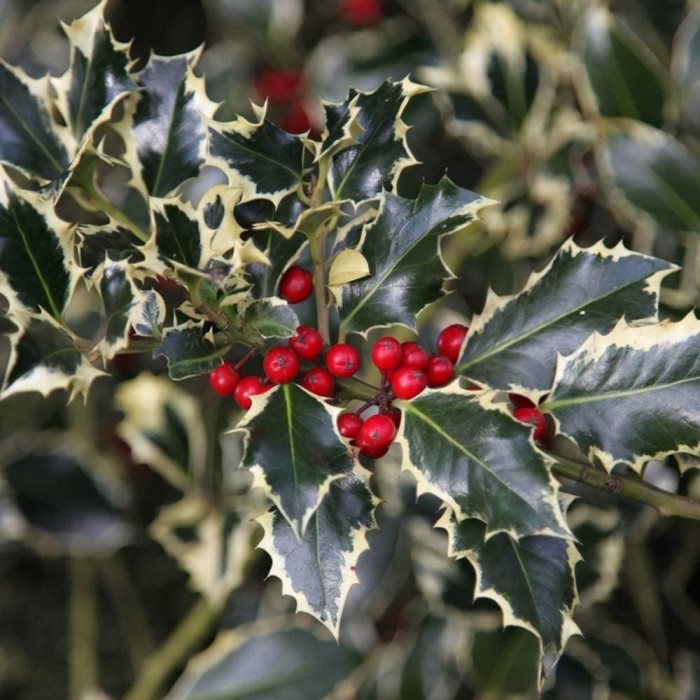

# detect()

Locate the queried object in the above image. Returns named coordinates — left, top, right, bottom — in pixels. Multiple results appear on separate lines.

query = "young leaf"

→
left=257, top=471, right=377, bottom=637
left=0, top=178, right=78, bottom=320
left=396, top=386, right=569, bottom=540
left=153, top=322, right=224, bottom=381
left=542, top=315, right=700, bottom=472
left=437, top=509, right=580, bottom=662
left=235, top=298, right=299, bottom=340
left=236, top=384, right=355, bottom=539
left=338, top=178, right=489, bottom=335
left=457, top=241, right=675, bottom=392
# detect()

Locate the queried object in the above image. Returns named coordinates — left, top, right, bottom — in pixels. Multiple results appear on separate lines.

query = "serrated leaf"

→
left=115, top=373, right=207, bottom=491
left=328, top=248, right=370, bottom=286
left=246, top=228, right=307, bottom=298
left=542, top=316, right=700, bottom=472
left=76, top=223, right=145, bottom=271
left=577, top=6, right=667, bottom=126
left=236, top=298, right=299, bottom=340
left=258, top=471, right=377, bottom=636
left=338, top=178, right=489, bottom=335
left=457, top=241, right=675, bottom=392
left=1, top=310, right=104, bottom=401
left=329, top=79, right=428, bottom=202
left=207, top=104, right=306, bottom=205
left=168, top=623, right=360, bottom=700
left=132, top=289, right=165, bottom=338
left=437, top=510, right=580, bottom=663
left=0, top=61, right=69, bottom=180
left=151, top=498, right=255, bottom=604
left=132, top=51, right=217, bottom=196
left=397, top=386, right=569, bottom=539
left=318, top=95, right=363, bottom=160
left=236, top=383, right=354, bottom=539
left=153, top=322, right=224, bottom=380
left=0, top=178, right=78, bottom=319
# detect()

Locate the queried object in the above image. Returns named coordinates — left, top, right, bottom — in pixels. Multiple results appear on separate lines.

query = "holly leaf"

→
left=338, top=178, right=490, bottom=336
left=542, top=315, right=700, bottom=472
left=0, top=178, right=78, bottom=319
left=437, top=510, right=580, bottom=663
left=153, top=321, right=224, bottom=381
left=329, top=79, right=429, bottom=203
left=236, top=384, right=354, bottom=539
left=236, top=298, right=299, bottom=340
left=0, top=61, right=69, bottom=181
left=396, top=386, right=569, bottom=539
left=132, top=51, right=217, bottom=196
left=1, top=310, right=104, bottom=401
left=132, top=289, right=165, bottom=338
left=257, top=471, right=377, bottom=637
left=115, top=373, right=207, bottom=492
left=318, top=95, right=362, bottom=160
left=207, top=104, right=307, bottom=206
left=456, top=241, right=675, bottom=393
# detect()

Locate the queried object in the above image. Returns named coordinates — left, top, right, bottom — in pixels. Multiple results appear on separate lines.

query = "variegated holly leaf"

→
left=577, top=6, right=667, bottom=127
left=52, top=0, right=135, bottom=144
left=132, top=289, right=165, bottom=338
left=207, top=104, right=307, bottom=206
left=153, top=322, right=224, bottom=381
left=1, top=310, right=104, bottom=401
left=542, top=316, right=700, bottom=473
left=132, top=51, right=217, bottom=196
left=457, top=241, right=675, bottom=393
left=237, top=299, right=299, bottom=340
left=151, top=497, right=256, bottom=605
left=338, top=178, right=490, bottom=336
left=167, top=623, right=360, bottom=700
left=0, top=62, right=69, bottom=181
left=236, top=384, right=354, bottom=539
left=437, top=509, right=580, bottom=661
left=258, top=471, right=377, bottom=637
left=397, top=386, right=569, bottom=539
left=76, top=223, right=145, bottom=271
left=246, top=229, right=307, bottom=298
left=0, top=179, right=79, bottom=319
left=115, top=373, right=207, bottom=492
left=318, top=94, right=362, bottom=160
left=329, top=79, right=428, bottom=203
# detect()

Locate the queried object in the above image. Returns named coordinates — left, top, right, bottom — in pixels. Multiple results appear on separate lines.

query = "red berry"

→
left=400, top=341, right=429, bottom=371
left=209, top=362, right=240, bottom=396
left=326, top=343, right=361, bottom=378
left=289, top=325, right=323, bottom=360
left=338, top=412, right=363, bottom=438
left=263, top=346, right=300, bottom=384
left=513, top=407, right=551, bottom=445
left=282, top=101, right=313, bottom=134
left=340, top=0, right=383, bottom=26
left=509, top=393, right=535, bottom=409
left=425, top=355, right=454, bottom=387
left=234, top=376, right=269, bottom=410
left=279, top=265, right=313, bottom=304
left=357, top=414, right=396, bottom=448
left=391, top=367, right=427, bottom=399
left=254, top=68, right=303, bottom=103
left=371, top=336, right=402, bottom=372
left=357, top=442, right=389, bottom=459
left=301, top=367, right=335, bottom=397
left=384, top=408, right=401, bottom=429
left=437, top=323, right=469, bottom=364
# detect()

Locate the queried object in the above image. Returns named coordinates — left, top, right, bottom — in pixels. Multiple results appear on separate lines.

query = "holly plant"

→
left=0, top=2, right=699, bottom=698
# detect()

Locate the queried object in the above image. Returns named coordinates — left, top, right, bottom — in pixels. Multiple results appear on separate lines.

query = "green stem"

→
left=551, top=455, right=700, bottom=520
left=69, top=556, right=98, bottom=700
left=123, top=596, right=217, bottom=700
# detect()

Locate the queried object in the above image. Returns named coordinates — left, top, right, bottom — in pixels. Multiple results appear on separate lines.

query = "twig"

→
left=69, top=556, right=98, bottom=700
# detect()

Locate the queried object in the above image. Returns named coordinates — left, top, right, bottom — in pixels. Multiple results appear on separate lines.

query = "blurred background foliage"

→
left=0, top=0, right=699, bottom=698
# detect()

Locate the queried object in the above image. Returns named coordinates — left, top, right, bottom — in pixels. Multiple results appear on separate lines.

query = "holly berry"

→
left=279, top=265, right=313, bottom=304
left=425, top=355, right=454, bottom=387
left=282, top=101, right=313, bottom=134
left=391, top=367, right=427, bottom=399
left=338, top=412, right=363, bottom=438
left=340, top=0, right=383, bottom=26
left=384, top=408, right=401, bottom=429
left=301, top=367, right=335, bottom=397
left=209, top=362, right=240, bottom=396
left=513, top=407, right=551, bottom=445
left=356, top=441, right=389, bottom=459
left=254, top=68, right=303, bottom=103
left=371, top=336, right=402, bottom=372
left=289, top=325, right=323, bottom=360
left=263, top=346, right=300, bottom=384
left=509, top=393, right=535, bottom=409
left=234, top=376, right=269, bottom=410
left=437, top=323, right=468, bottom=364
left=326, top=343, right=361, bottom=378
left=400, top=341, right=429, bottom=371
left=357, top=414, right=396, bottom=449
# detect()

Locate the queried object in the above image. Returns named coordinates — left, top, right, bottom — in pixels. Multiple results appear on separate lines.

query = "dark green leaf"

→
left=148, top=199, right=209, bottom=271
left=457, top=241, right=674, bottom=392
left=239, top=299, right=299, bottom=340
left=258, top=472, right=376, bottom=635
left=542, top=316, right=700, bottom=472
left=153, top=322, right=224, bottom=380
left=339, top=178, right=488, bottom=335
left=237, top=384, right=355, bottom=538
left=397, top=386, right=569, bottom=539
